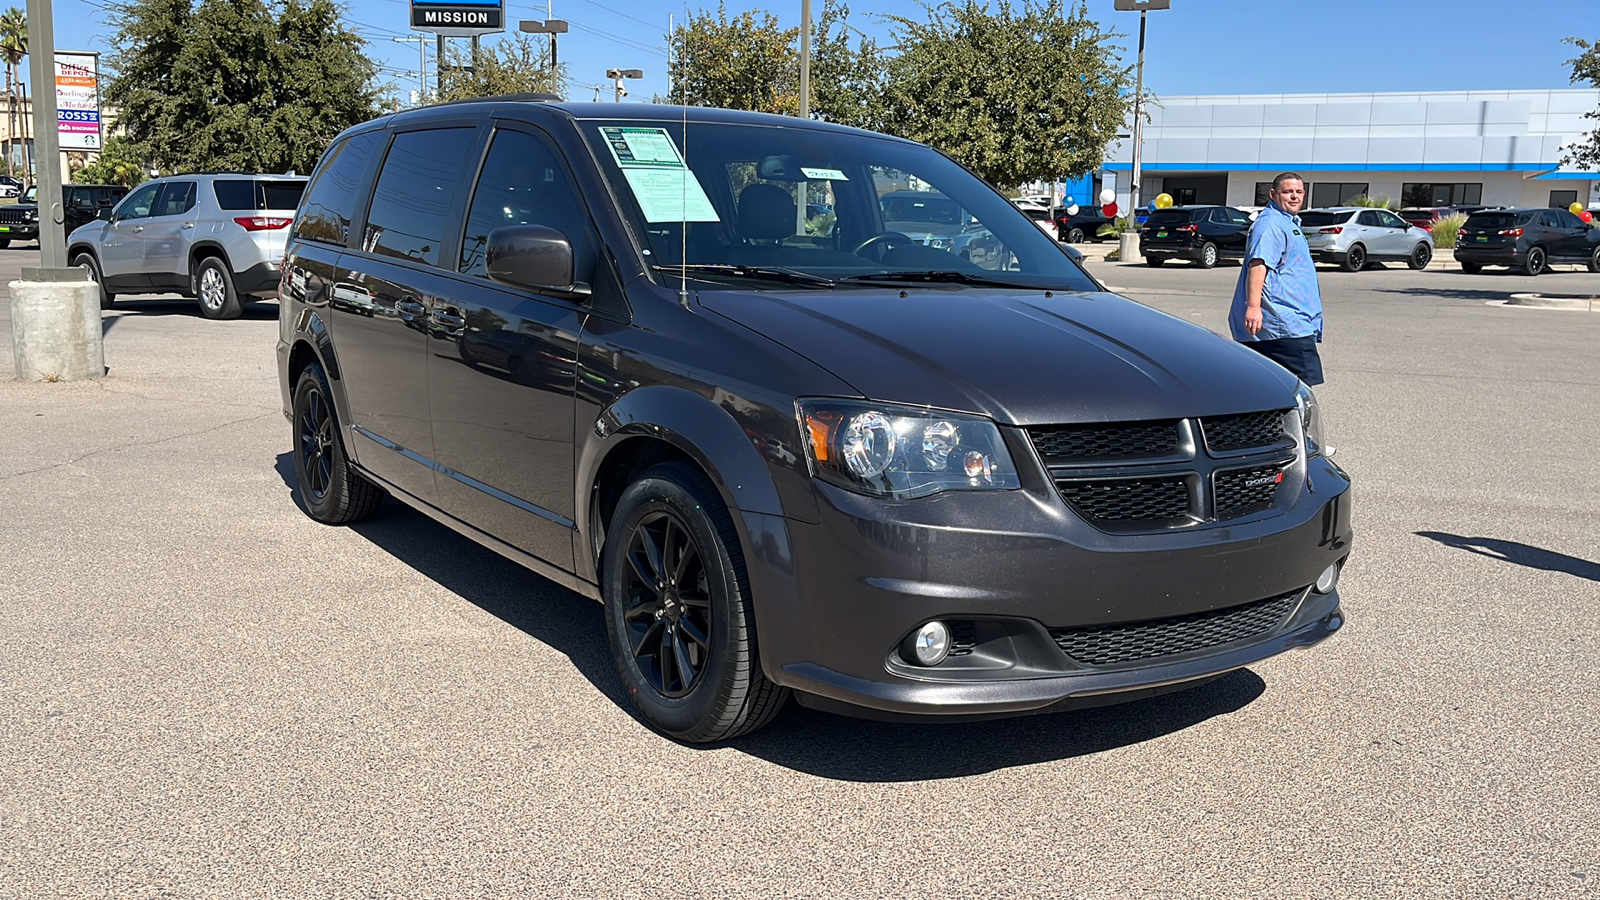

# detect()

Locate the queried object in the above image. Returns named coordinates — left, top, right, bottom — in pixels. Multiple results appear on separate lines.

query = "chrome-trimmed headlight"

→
left=1293, top=382, right=1326, bottom=458
left=798, top=398, right=1021, bottom=499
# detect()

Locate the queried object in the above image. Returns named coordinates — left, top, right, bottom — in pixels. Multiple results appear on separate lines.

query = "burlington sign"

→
left=411, top=0, right=502, bottom=34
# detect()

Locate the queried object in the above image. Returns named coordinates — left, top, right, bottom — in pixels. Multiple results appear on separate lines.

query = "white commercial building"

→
left=1105, top=89, right=1600, bottom=212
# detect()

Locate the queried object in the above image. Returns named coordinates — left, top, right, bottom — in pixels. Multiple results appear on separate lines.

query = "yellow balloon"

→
left=1570, top=201, right=1586, bottom=215
left=1155, top=193, right=1174, bottom=209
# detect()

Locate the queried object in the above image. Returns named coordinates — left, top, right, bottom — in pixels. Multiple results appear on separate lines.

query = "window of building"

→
left=1311, top=182, right=1368, bottom=208
left=1402, top=183, right=1482, bottom=207
left=364, top=128, right=475, bottom=268
left=1549, top=190, right=1578, bottom=210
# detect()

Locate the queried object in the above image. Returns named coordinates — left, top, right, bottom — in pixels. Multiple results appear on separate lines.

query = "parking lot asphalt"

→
left=2, top=250, right=1597, bottom=898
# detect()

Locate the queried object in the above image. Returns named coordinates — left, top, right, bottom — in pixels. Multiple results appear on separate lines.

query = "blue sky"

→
left=48, top=0, right=1600, bottom=106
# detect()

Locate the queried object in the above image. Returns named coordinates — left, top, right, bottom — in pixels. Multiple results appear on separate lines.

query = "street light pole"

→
left=606, top=68, right=643, bottom=102
left=519, top=14, right=569, bottom=93
left=799, top=0, right=811, bottom=118
left=1114, top=0, right=1168, bottom=225
left=391, top=36, right=426, bottom=103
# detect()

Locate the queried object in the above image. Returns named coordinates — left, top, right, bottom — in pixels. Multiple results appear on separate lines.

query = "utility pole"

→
left=1114, top=0, right=1169, bottom=225
left=799, top=0, right=811, bottom=119
left=392, top=36, right=427, bottom=103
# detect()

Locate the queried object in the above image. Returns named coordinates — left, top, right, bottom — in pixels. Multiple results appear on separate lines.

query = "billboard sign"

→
left=411, top=0, right=503, bottom=35
left=56, top=52, right=102, bottom=151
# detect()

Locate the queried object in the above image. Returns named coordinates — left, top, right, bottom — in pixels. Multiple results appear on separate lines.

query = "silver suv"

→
left=68, top=173, right=307, bottom=318
left=1301, top=206, right=1435, bottom=272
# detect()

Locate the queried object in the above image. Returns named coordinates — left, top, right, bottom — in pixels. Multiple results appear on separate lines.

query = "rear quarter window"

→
left=294, top=131, right=383, bottom=246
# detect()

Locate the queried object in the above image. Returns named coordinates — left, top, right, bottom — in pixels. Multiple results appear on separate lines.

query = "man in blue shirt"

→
left=1229, top=172, right=1324, bottom=385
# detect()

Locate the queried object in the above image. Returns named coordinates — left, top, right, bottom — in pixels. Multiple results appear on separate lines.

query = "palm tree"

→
left=0, top=8, right=27, bottom=179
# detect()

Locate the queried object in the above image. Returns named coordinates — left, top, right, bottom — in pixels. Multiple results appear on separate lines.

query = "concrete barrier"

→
left=8, top=272, right=103, bottom=382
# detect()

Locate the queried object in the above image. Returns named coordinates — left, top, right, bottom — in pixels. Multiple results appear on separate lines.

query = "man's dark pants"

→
left=1244, top=335, right=1324, bottom=386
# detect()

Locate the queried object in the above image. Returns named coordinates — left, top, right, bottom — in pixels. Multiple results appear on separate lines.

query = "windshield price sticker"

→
left=601, top=126, right=720, bottom=223
left=800, top=167, right=849, bottom=181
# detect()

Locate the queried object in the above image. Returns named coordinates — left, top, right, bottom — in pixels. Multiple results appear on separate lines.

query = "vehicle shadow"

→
left=1368, top=286, right=1526, bottom=303
left=1415, top=531, right=1600, bottom=582
left=273, top=451, right=1269, bottom=781
left=102, top=297, right=278, bottom=331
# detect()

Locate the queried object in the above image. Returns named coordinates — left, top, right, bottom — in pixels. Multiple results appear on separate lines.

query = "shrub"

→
left=1347, top=194, right=1399, bottom=210
left=1429, top=213, right=1467, bottom=249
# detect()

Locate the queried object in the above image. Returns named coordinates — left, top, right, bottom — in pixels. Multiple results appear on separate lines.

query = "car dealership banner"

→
left=56, top=52, right=102, bottom=151
left=411, top=0, right=503, bottom=35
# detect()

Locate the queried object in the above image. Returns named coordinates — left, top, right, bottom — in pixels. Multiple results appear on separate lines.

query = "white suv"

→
left=67, top=173, right=307, bottom=318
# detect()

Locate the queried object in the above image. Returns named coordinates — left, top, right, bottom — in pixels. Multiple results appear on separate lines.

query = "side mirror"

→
left=96, top=207, right=114, bottom=221
left=486, top=224, right=591, bottom=299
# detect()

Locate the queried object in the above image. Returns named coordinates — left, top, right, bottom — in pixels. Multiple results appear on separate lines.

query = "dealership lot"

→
left=1, top=252, right=1596, bottom=897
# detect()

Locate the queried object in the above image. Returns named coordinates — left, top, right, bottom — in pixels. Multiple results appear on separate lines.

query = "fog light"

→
left=1314, top=563, right=1340, bottom=594
left=910, top=621, right=951, bottom=666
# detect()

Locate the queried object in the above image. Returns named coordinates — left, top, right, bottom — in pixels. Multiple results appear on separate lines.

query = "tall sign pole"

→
left=26, top=0, right=66, bottom=268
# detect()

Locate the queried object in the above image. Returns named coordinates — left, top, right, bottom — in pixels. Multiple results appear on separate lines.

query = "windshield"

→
left=579, top=119, right=1097, bottom=292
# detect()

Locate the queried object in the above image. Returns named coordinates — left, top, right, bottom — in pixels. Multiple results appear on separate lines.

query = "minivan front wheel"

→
left=292, top=362, right=385, bottom=524
left=194, top=256, right=242, bottom=320
left=602, top=462, right=787, bottom=742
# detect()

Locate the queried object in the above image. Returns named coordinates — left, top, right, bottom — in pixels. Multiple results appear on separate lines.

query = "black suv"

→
left=1455, top=207, right=1600, bottom=274
left=0, top=183, right=128, bottom=247
left=278, top=98, right=1352, bottom=741
left=1052, top=209, right=1116, bottom=243
left=1139, top=205, right=1253, bottom=268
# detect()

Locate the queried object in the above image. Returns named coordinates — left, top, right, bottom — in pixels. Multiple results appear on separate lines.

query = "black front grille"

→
left=0, top=209, right=31, bottom=226
left=1202, top=409, right=1290, bottom=452
left=1058, top=477, right=1189, bottom=522
left=1214, top=462, right=1287, bottom=519
left=1050, top=589, right=1302, bottom=666
left=1027, top=420, right=1180, bottom=462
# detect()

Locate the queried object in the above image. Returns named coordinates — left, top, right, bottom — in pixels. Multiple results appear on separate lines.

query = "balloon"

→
left=1570, top=202, right=1586, bottom=215
left=1099, top=188, right=1116, bottom=205
left=1155, top=192, right=1174, bottom=209
left=1066, top=203, right=1079, bottom=216
left=1583, top=210, right=1594, bottom=223
left=1102, top=202, right=1118, bottom=218
left=1064, top=195, right=1074, bottom=206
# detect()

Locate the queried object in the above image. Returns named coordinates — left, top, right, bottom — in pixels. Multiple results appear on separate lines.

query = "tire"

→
left=1065, top=227, right=1085, bottom=244
left=1342, top=244, right=1367, bottom=272
left=1408, top=242, right=1433, bottom=270
left=292, top=362, right=385, bottom=524
left=72, top=252, right=114, bottom=310
left=1461, top=261, right=1482, bottom=274
left=1145, top=256, right=1165, bottom=267
left=194, top=256, right=242, bottom=320
left=602, top=461, right=788, bottom=742
left=1589, top=245, right=1600, bottom=273
left=1520, top=246, right=1546, bottom=276
left=1197, top=242, right=1219, bottom=269
left=0, top=238, right=10, bottom=249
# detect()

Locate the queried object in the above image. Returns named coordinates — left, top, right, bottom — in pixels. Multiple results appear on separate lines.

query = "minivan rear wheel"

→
left=195, top=256, right=242, bottom=320
left=292, top=362, right=385, bottom=524
left=602, top=462, right=788, bottom=742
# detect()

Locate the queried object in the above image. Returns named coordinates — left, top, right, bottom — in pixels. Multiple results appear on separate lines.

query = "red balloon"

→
left=1102, top=202, right=1118, bottom=218
left=1582, top=210, right=1594, bottom=223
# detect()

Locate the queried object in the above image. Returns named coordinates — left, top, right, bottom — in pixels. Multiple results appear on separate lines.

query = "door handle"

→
left=395, top=298, right=426, bottom=319
left=131, top=225, right=144, bottom=233
left=181, top=222, right=194, bottom=230
left=431, top=308, right=465, bottom=329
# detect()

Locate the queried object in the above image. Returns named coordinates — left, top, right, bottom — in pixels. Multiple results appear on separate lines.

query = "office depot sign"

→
left=56, top=52, right=102, bottom=151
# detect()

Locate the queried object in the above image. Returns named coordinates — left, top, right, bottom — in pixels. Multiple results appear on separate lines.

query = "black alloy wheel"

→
left=1589, top=245, right=1600, bottom=273
left=1461, top=261, right=1482, bottom=273
left=1065, top=227, right=1085, bottom=244
left=1342, top=244, right=1367, bottom=272
left=1145, top=255, right=1165, bottom=267
left=292, top=363, right=384, bottom=524
left=1521, top=246, right=1546, bottom=276
left=602, top=462, right=787, bottom=742
left=1197, top=242, right=1218, bottom=269
left=1409, top=242, right=1433, bottom=270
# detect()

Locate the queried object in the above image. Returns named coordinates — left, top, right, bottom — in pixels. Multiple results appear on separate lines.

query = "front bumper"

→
left=750, top=454, right=1353, bottom=720
left=0, top=224, right=39, bottom=241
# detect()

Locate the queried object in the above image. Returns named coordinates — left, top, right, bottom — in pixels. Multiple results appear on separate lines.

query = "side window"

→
left=1357, top=210, right=1381, bottom=227
left=67, top=189, right=94, bottom=210
left=296, top=130, right=383, bottom=246
left=1377, top=210, right=1407, bottom=229
left=1557, top=209, right=1585, bottom=228
left=364, top=127, right=475, bottom=268
left=116, top=182, right=160, bottom=221
left=154, top=181, right=196, bottom=217
left=1539, top=210, right=1561, bottom=228
left=460, top=128, right=594, bottom=278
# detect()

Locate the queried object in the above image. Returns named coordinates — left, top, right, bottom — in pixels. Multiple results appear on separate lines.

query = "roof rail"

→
left=430, top=91, right=563, bottom=107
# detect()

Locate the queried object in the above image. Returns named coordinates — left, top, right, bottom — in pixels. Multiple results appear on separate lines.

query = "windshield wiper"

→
left=652, top=264, right=835, bottom=288
left=838, top=270, right=1035, bottom=288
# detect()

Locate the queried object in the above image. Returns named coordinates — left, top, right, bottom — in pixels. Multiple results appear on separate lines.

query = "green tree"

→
left=665, top=0, right=883, bottom=127
left=437, top=32, right=563, bottom=103
left=1561, top=37, right=1600, bottom=170
left=72, top=135, right=147, bottom=187
left=881, top=0, right=1133, bottom=189
left=0, top=7, right=26, bottom=179
left=105, top=0, right=380, bottom=173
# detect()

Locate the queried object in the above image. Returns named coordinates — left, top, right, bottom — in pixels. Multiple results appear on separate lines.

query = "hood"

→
left=699, top=288, right=1299, bottom=426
